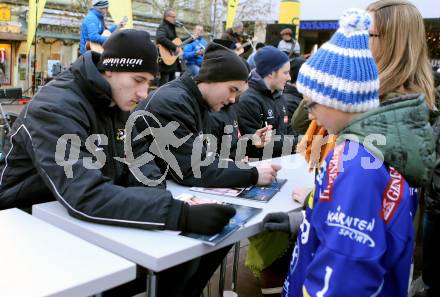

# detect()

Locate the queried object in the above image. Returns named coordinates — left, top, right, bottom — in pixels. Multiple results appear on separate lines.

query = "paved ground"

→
left=203, top=239, right=263, bottom=297
left=133, top=239, right=263, bottom=297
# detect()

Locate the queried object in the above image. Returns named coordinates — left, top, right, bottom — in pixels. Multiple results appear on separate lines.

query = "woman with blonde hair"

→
left=367, top=0, right=436, bottom=109
left=367, top=2, right=438, bottom=296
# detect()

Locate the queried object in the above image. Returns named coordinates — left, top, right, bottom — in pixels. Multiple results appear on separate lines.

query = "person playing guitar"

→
left=221, top=21, right=253, bottom=58
left=156, top=8, right=183, bottom=86
left=79, top=0, right=127, bottom=56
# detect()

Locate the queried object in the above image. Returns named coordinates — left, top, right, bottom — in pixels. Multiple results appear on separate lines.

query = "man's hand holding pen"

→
left=253, top=123, right=273, bottom=148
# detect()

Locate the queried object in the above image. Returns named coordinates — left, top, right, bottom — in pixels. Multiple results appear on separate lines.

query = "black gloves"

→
left=263, top=211, right=304, bottom=235
left=180, top=203, right=236, bottom=235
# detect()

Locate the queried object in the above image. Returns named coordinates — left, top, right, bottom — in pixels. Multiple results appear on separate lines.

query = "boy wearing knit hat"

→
left=262, top=8, right=434, bottom=296
left=236, top=45, right=296, bottom=159
left=79, top=0, right=126, bottom=55
left=0, top=30, right=237, bottom=297
left=135, top=42, right=281, bottom=189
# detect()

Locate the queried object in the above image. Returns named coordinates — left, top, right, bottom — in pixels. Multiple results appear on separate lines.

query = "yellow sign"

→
left=279, top=0, right=301, bottom=38
left=26, top=0, right=47, bottom=54
left=0, top=4, right=11, bottom=22
left=109, top=0, right=133, bottom=29
left=226, top=0, right=240, bottom=29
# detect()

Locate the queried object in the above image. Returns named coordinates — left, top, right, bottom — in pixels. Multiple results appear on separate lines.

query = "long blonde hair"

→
left=367, top=0, right=435, bottom=109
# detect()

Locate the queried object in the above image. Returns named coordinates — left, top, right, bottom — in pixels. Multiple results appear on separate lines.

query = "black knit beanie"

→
left=98, top=29, right=158, bottom=75
left=92, top=0, right=109, bottom=8
left=196, top=42, right=250, bottom=82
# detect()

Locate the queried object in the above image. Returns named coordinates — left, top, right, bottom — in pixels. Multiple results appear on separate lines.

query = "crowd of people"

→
left=1, top=0, right=439, bottom=296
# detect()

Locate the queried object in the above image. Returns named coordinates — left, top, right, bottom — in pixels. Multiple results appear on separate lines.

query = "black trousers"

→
left=159, top=72, right=176, bottom=86
left=103, top=245, right=232, bottom=297
left=423, top=213, right=440, bottom=297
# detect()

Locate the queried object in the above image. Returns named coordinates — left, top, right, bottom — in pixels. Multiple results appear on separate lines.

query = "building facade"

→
left=0, top=0, right=213, bottom=94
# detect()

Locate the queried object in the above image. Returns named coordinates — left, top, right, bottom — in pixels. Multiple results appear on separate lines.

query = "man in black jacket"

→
left=136, top=42, right=280, bottom=188
left=236, top=45, right=296, bottom=159
left=0, top=30, right=236, bottom=297
left=283, top=56, right=305, bottom=120
left=156, top=7, right=181, bottom=86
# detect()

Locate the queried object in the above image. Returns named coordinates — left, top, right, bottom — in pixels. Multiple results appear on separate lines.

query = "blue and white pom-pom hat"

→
left=297, top=8, right=379, bottom=112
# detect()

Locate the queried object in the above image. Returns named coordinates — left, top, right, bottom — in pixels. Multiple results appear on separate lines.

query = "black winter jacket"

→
left=235, top=71, right=298, bottom=158
left=156, top=20, right=181, bottom=73
left=0, top=52, right=183, bottom=230
left=427, top=117, right=440, bottom=216
left=209, top=105, right=241, bottom=160
left=283, top=83, right=303, bottom=120
left=135, top=73, right=259, bottom=187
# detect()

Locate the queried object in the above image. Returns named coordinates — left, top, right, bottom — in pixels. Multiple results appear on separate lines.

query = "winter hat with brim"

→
left=255, top=45, right=289, bottom=78
left=98, top=29, right=158, bottom=75
left=196, top=42, right=250, bottom=82
left=93, top=0, right=109, bottom=8
left=297, top=8, right=379, bottom=113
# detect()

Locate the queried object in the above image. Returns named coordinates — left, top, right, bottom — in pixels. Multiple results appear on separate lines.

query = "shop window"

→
left=0, top=43, right=11, bottom=86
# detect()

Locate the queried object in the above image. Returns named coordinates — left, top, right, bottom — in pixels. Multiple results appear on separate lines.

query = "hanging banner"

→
left=0, top=4, right=11, bottom=22
left=26, top=0, right=47, bottom=54
left=278, top=0, right=301, bottom=38
left=226, top=0, right=239, bottom=29
left=109, top=0, right=133, bottom=29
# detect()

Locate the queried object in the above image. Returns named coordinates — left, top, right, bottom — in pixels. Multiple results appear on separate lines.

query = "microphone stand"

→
left=178, top=23, right=206, bottom=50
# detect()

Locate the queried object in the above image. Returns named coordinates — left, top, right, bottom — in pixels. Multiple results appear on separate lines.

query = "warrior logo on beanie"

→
left=102, top=57, right=143, bottom=68
left=98, top=29, right=158, bottom=75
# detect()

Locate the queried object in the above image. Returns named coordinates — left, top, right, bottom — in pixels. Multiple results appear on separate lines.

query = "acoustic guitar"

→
left=85, top=17, right=128, bottom=53
left=158, top=37, right=194, bottom=66
left=234, top=37, right=258, bottom=56
left=85, top=30, right=111, bottom=54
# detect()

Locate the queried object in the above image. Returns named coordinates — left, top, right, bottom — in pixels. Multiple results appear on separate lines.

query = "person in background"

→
left=222, top=21, right=245, bottom=48
left=434, top=69, right=440, bottom=107
left=183, top=25, right=208, bottom=77
left=156, top=7, right=182, bottom=86
left=236, top=46, right=295, bottom=296
left=421, top=63, right=440, bottom=297
left=79, top=0, right=126, bottom=55
left=422, top=114, right=440, bottom=297
left=367, top=1, right=438, bottom=296
left=277, top=28, right=300, bottom=57
left=222, top=21, right=252, bottom=58
left=236, top=46, right=296, bottom=159
left=264, top=8, right=435, bottom=296
left=135, top=43, right=279, bottom=188
left=283, top=56, right=306, bottom=120
left=247, top=42, right=266, bottom=70
left=0, top=47, right=6, bottom=83
left=367, top=0, right=435, bottom=110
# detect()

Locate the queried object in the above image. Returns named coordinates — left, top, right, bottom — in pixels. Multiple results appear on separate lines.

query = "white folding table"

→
left=32, top=154, right=314, bottom=296
left=0, top=208, right=136, bottom=297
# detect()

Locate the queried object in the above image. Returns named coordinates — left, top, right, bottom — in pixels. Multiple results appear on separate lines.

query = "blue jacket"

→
left=79, top=8, right=116, bottom=54
left=283, top=141, right=417, bottom=297
left=247, top=52, right=257, bottom=70
left=183, top=38, right=208, bottom=67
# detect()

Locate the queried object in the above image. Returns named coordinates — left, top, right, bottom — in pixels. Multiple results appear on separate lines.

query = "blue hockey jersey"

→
left=283, top=140, right=417, bottom=297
